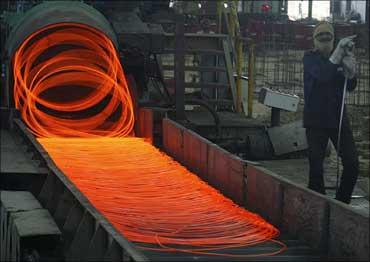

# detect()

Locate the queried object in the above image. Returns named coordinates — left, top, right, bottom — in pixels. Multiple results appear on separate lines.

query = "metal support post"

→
left=308, top=0, right=313, bottom=20
left=236, top=38, right=243, bottom=113
left=174, top=14, right=185, bottom=120
left=247, top=43, right=255, bottom=118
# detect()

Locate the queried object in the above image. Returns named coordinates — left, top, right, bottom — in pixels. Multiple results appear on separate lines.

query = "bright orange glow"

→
left=14, top=22, right=285, bottom=257
left=38, top=137, right=286, bottom=257
left=13, top=23, right=134, bottom=137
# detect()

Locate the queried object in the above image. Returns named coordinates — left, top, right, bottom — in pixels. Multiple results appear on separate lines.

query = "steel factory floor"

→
left=2, top=125, right=368, bottom=217
left=1, top=127, right=367, bottom=260
left=184, top=111, right=369, bottom=215
left=259, top=158, right=370, bottom=216
left=1, top=128, right=324, bottom=260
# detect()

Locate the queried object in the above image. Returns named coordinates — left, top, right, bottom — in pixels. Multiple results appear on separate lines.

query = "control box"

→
left=258, top=87, right=300, bottom=112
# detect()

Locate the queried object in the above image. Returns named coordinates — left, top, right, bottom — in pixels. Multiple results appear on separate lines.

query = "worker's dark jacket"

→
left=303, top=50, right=357, bottom=128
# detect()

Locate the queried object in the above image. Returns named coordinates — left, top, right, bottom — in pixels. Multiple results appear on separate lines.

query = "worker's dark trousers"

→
left=306, top=121, right=359, bottom=204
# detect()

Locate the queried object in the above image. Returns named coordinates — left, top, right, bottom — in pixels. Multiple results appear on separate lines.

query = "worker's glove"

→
left=329, top=35, right=356, bottom=65
left=342, top=55, right=356, bottom=79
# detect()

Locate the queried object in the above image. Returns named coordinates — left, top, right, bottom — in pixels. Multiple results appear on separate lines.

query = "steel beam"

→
left=174, top=14, right=185, bottom=121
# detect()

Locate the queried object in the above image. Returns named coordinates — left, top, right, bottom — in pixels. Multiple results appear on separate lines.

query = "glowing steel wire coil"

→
left=38, top=137, right=287, bottom=257
left=13, top=19, right=285, bottom=258
left=13, top=23, right=134, bottom=137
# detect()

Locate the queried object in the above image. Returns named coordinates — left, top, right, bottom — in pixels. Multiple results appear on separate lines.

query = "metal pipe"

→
left=174, top=13, right=186, bottom=120
left=308, top=0, right=313, bottom=19
left=229, top=2, right=236, bottom=39
left=184, top=98, right=221, bottom=137
left=236, top=38, right=243, bottom=113
left=229, top=1, right=243, bottom=113
left=346, top=0, right=352, bottom=12
left=217, top=1, right=222, bottom=34
left=247, top=43, right=255, bottom=117
left=336, top=78, right=348, bottom=193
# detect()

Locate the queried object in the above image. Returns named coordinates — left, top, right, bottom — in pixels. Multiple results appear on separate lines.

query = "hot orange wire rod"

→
left=13, top=23, right=134, bottom=137
left=38, top=137, right=287, bottom=257
left=13, top=22, right=286, bottom=257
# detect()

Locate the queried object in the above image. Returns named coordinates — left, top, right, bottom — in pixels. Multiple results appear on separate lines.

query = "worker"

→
left=303, top=21, right=359, bottom=204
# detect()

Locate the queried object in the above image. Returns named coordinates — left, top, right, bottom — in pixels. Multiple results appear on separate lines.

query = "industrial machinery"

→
left=1, top=1, right=368, bottom=261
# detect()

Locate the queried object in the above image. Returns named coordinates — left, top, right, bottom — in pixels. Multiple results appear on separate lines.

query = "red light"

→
left=261, top=4, right=271, bottom=12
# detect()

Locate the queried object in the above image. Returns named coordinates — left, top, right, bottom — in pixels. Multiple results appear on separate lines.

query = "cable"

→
left=184, top=98, right=221, bottom=137
left=13, top=22, right=135, bottom=137
left=38, top=137, right=286, bottom=257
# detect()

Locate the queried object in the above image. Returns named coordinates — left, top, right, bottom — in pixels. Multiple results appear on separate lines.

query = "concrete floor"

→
left=183, top=109, right=369, bottom=215
left=259, top=157, right=369, bottom=215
